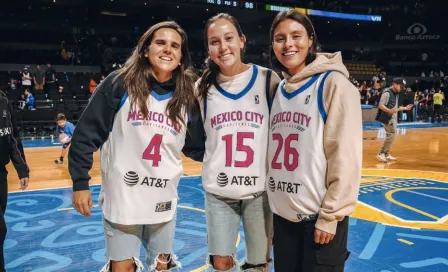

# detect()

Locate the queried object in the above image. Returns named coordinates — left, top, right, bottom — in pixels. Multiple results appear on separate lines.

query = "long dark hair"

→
left=116, top=21, right=196, bottom=132
left=269, top=10, right=318, bottom=73
left=197, top=13, right=246, bottom=99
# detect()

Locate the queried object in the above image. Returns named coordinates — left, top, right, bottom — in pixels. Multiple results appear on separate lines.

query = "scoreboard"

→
left=201, top=0, right=259, bottom=10
left=176, top=0, right=382, bottom=22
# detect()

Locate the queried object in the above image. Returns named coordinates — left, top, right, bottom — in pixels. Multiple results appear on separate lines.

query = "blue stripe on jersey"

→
left=317, top=71, right=333, bottom=124
left=213, top=65, right=258, bottom=100
left=118, top=91, right=128, bottom=111
left=111, top=91, right=129, bottom=132
left=266, top=69, right=273, bottom=111
left=151, top=91, right=173, bottom=101
left=280, top=73, right=320, bottom=100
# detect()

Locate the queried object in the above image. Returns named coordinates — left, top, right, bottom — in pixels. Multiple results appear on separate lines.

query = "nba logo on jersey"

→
left=255, top=95, right=259, bottom=104
left=305, top=95, right=311, bottom=104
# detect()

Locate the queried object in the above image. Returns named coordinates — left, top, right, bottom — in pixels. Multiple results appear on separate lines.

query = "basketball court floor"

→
left=4, top=122, right=448, bottom=271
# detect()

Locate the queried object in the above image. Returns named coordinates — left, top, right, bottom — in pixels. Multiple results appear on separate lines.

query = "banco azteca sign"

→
left=395, top=23, right=440, bottom=41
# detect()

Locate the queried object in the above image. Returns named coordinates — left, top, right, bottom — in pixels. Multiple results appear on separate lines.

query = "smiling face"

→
left=147, top=28, right=182, bottom=82
left=272, top=19, right=313, bottom=75
left=207, top=18, right=246, bottom=73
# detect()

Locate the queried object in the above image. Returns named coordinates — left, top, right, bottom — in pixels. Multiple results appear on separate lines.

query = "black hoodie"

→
left=68, top=71, right=206, bottom=191
left=0, top=91, right=29, bottom=178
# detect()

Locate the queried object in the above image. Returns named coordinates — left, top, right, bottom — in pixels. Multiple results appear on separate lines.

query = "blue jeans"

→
left=205, top=192, right=273, bottom=271
left=100, top=213, right=180, bottom=272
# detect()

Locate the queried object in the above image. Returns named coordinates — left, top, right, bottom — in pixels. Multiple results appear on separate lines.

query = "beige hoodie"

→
left=283, top=52, right=362, bottom=235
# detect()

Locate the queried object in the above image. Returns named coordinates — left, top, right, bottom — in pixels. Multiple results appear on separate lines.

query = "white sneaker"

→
left=386, top=154, right=397, bottom=161
left=376, top=153, right=387, bottom=162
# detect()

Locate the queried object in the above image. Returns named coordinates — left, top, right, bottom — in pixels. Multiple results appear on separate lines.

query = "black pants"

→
left=273, top=214, right=350, bottom=272
left=0, top=171, right=7, bottom=272
left=432, top=104, right=442, bottom=123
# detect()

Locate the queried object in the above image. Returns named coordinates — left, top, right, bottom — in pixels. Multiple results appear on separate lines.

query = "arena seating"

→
left=346, top=63, right=381, bottom=77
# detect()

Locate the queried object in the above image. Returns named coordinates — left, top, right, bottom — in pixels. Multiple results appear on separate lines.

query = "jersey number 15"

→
left=222, top=132, right=254, bottom=168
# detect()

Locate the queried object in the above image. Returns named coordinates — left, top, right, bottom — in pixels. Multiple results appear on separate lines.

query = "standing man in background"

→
left=0, top=90, right=30, bottom=272
left=376, top=78, right=413, bottom=162
left=432, top=89, right=445, bottom=123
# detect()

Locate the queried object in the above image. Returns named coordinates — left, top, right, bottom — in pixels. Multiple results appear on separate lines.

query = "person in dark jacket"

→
left=0, top=90, right=30, bottom=272
left=68, top=21, right=205, bottom=272
left=376, top=78, right=413, bottom=162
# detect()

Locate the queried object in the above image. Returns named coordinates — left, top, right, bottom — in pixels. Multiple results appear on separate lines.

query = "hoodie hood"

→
left=283, top=52, right=349, bottom=91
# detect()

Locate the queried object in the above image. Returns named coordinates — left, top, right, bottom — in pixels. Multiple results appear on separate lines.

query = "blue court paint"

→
left=6, top=178, right=448, bottom=271
left=4, top=239, right=17, bottom=249
left=358, top=177, right=448, bottom=222
left=11, top=220, right=55, bottom=231
left=400, top=258, right=448, bottom=268
left=396, top=233, right=448, bottom=243
left=7, top=138, right=448, bottom=271
left=358, top=223, right=386, bottom=260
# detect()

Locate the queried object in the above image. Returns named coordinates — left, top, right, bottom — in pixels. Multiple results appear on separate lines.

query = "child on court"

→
left=54, top=113, right=75, bottom=164
left=196, top=13, right=281, bottom=272
left=68, top=21, right=202, bottom=272
left=266, top=10, right=362, bottom=271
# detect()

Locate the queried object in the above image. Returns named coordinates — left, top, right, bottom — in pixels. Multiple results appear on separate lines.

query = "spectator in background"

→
left=45, top=63, right=57, bottom=96
left=432, top=89, right=445, bottom=123
left=376, top=78, right=412, bottom=163
left=33, top=65, right=45, bottom=92
left=404, top=87, right=415, bottom=121
left=21, top=67, right=32, bottom=92
left=24, top=89, right=35, bottom=110
left=89, top=77, right=97, bottom=94
left=54, top=113, right=75, bottom=164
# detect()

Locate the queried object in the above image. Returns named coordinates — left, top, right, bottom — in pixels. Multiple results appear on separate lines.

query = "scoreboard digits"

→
left=244, top=2, right=255, bottom=9
left=203, top=0, right=257, bottom=10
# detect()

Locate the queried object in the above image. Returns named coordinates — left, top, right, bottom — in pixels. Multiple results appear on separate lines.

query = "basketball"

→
left=58, top=133, right=70, bottom=144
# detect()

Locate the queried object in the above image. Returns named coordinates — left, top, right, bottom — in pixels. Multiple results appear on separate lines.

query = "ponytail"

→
left=198, top=57, right=220, bottom=99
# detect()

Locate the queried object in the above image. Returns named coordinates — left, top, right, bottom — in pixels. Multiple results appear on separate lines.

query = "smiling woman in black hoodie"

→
left=68, top=21, right=204, bottom=272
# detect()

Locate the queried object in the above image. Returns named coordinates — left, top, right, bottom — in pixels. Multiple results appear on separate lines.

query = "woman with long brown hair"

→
left=196, top=13, right=281, bottom=271
left=68, top=21, right=203, bottom=272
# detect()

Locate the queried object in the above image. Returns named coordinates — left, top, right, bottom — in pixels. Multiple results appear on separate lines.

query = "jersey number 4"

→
left=222, top=132, right=254, bottom=168
left=271, top=134, right=299, bottom=171
left=142, top=134, right=163, bottom=166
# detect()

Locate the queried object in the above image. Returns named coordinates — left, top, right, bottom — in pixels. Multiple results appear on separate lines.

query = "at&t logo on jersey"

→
left=124, top=171, right=169, bottom=188
left=268, top=176, right=301, bottom=194
left=216, top=172, right=258, bottom=187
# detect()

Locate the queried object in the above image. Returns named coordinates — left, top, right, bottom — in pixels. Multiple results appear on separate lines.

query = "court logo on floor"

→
left=354, top=173, right=448, bottom=230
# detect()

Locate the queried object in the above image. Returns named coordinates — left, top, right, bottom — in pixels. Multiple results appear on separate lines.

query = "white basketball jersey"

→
left=99, top=91, right=186, bottom=225
left=267, top=71, right=332, bottom=222
left=201, top=65, right=270, bottom=199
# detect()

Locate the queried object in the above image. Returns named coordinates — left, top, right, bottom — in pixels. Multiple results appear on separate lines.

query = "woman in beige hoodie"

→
left=266, top=10, right=362, bottom=272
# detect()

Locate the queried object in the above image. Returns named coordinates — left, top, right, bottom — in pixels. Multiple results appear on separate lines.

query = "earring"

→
left=144, top=55, right=148, bottom=57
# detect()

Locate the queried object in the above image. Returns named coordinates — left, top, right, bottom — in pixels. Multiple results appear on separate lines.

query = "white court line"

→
left=404, top=190, right=448, bottom=202
left=382, top=223, right=421, bottom=230
left=411, top=130, right=448, bottom=136
left=363, top=170, right=448, bottom=177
